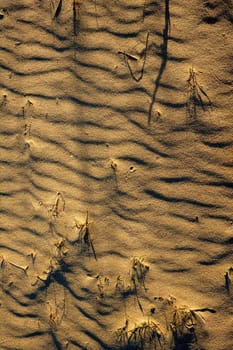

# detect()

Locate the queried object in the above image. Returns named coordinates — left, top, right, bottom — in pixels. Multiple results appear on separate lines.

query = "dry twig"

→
left=74, top=211, right=97, bottom=260
left=186, top=67, right=212, bottom=118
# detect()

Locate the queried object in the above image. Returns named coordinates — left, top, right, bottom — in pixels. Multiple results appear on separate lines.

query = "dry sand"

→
left=0, top=0, right=233, bottom=349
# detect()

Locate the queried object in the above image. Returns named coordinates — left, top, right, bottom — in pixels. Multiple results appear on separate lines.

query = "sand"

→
left=0, top=0, right=233, bottom=349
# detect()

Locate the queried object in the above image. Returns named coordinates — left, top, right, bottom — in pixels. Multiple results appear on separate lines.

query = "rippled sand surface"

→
left=0, top=1, right=233, bottom=349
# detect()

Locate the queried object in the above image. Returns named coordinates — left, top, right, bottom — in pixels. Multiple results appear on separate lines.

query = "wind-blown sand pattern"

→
left=0, top=0, right=233, bottom=349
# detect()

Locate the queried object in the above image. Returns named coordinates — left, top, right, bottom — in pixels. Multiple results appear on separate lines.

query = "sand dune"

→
left=0, top=0, right=233, bottom=349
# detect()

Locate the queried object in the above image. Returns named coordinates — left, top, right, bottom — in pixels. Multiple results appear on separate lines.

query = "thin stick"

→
left=84, top=211, right=97, bottom=261
left=224, top=272, right=231, bottom=293
left=131, top=277, right=144, bottom=315
left=124, top=32, right=150, bottom=82
left=8, top=261, right=29, bottom=274
left=191, top=308, right=216, bottom=313
left=118, top=51, right=138, bottom=61
left=51, top=0, right=63, bottom=19
left=73, top=0, right=78, bottom=36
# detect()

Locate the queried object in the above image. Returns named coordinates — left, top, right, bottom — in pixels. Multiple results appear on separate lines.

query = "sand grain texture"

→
left=0, top=0, right=233, bottom=349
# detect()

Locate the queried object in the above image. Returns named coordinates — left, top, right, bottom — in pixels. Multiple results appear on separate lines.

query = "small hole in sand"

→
left=129, top=166, right=136, bottom=173
left=150, top=307, right=156, bottom=314
left=203, top=2, right=217, bottom=9
left=203, top=16, right=218, bottom=24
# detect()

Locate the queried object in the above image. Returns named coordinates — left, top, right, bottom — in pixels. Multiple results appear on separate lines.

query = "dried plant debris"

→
left=130, top=257, right=149, bottom=315
left=115, top=275, right=133, bottom=297
left=49, top=302, right=65, bottom=331
left=115, top=296, right=215, bottom=349
left=32, top=239, right=69, bottom=287
left=186, top=68, right=212, bottom=118
left=74, top=211, right=97, bottom=260
left=48, top=283, right=66, bottom=331
left=54, top=238, right=69, bottom=263
left=114, top=258, right=150, bottom=314
left=169, top=306, right=215, bottom=350
left=96, top=275, right=110, bottom=299
left=116, top=320, right=129, bottom=349
left=49, top=192, right=65, bottom=220
left=154, top=296, right=215, bottom=350
left=131, top=256, right=149, bottom=291
left=170, top=306, right=200, bottom=349
left=116, top=319, right=163, bottom=350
